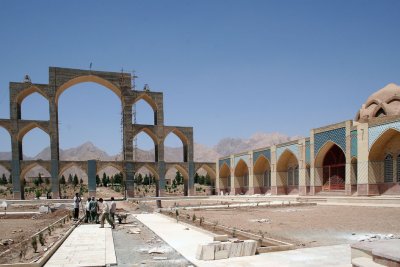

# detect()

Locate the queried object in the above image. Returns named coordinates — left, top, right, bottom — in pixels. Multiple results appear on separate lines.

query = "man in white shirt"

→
left=73, top=193, right=81, bottom=221
left=110, top=197, right=116, bottom=222
left=98, top=198, right=115, bottom=229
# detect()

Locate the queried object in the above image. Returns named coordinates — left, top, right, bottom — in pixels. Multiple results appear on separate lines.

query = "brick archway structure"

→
left=0, top=67, right=215, bottom=199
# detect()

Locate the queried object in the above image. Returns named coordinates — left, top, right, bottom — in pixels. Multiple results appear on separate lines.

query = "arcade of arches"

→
left=217, top=83, right=400, bottom=196
left=0, top=67, right=216, bottom=199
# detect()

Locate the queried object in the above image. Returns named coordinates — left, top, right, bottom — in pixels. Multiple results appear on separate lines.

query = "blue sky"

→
left=0, top=0, right=400, bottom=156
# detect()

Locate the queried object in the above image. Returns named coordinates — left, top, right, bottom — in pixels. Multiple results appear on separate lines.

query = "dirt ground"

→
left=179, top=205, right=400, bottom=248
left=0, top=209, right=73, bottom=264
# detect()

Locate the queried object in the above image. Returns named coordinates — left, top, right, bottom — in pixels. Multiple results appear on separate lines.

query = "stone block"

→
left=215, top=250, right=229, bottom=260
left=39, top=205, right=50, bottom=213
left=196, top=244, right=215, bottom=260
left=229, top=241, right=244, bottom=258
left=213, top=235, right=228, bottom=242
left=242, top=240, right=257, bottom=256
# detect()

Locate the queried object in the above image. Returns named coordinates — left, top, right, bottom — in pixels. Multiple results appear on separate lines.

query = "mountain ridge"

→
left=0, top=132, right=301, bottom=162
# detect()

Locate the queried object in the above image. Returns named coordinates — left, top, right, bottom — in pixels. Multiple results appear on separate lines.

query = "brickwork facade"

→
left=0, top=67, right=216, bottom=199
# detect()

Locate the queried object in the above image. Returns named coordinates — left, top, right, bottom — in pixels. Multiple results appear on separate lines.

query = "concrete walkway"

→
left=44, top=224, right=116, bottom=267
left=136, top=213, right=351, bottom=267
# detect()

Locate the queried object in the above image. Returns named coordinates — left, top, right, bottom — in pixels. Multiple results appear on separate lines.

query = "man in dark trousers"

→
left=73, top=193, right=81, bottom=220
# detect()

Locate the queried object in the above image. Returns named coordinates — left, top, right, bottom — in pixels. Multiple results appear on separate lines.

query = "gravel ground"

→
left=113, top=215, right=192, bottom=267
left=112, top=201, right=192, bottom=267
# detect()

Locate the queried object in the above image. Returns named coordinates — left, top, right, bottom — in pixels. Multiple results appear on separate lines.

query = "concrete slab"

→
left=44, top=224, right=116, bottom=267
left=136, top=213, right=352, bottom=267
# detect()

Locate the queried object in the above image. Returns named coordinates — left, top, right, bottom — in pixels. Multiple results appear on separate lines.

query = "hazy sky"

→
left=0, top=0, right=400, bottom=156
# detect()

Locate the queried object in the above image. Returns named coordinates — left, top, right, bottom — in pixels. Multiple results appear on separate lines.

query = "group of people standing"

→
left=73, top=193, right=116, bottom=229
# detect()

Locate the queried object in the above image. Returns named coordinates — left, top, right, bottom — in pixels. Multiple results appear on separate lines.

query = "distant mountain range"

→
left=0, top=132, right=299, bottom=162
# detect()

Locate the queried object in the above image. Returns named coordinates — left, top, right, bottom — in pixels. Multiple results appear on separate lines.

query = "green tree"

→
left=96, top=174, right=100, bottom=186
left=38, top=173, right=44, bottom=185
left=194, top=173, right=199, bottom=184
left=199, top=175, right=205, bottom=185
left=102, top=172, right=107, bottom=186
left=68, top=174, right=73, bottom=184
left=1, top=173, right=6, bottom=185
left=143, top=174, right=149, bottom=185
left=114, top=172, right=122, bottom=184
left=60, top=175, right=66, bottom=185
left=136, top=173, right=143, bottom=185
left=205, top=174, right=211, bottom=186
left=175, top=171, right=183, bottom=185
left=8, top=174, right=12, bottom=184
left=73, top=174, right=79, bottom=187
left=80, top=178, right=83, bottom=185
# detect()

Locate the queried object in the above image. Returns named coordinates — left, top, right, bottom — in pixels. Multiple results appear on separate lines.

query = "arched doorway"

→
left=194, top=165, right=216, bottom=195
left=253, top=156, right=271, bottom=194
left=233, top=159, right=249, bottom=195
left=369, top=128, right=400, bottom=195
left=315, top=142, right=346, bottom=192
left=164, top=165, right=189, bottom=196
left=96, top=166, right=124, bottom=199
left=276, top=150, right=299, bottom=195
left=59, top=164, right=88, bottom=199
left=58, top=82, right=121, bottom=158
left=218, top=163, right=231, bottom=195
left=163, top=130, right=188, bottom=162
left=21, top=164, right=52, bottom=200
left=322, top=144, right=345, bottom=191
left=134, top=130, right=158, bottom=162
left=134, top=166, right=159, bottom=197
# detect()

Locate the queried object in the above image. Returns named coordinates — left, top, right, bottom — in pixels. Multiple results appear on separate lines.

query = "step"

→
left=352, top=257, right=385, bottom=267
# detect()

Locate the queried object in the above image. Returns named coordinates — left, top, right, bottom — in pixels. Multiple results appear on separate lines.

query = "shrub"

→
left=199, top=216, right=204, bottom=226
left=31, top=237, right=38, bottom=253
left=39, top=232, right=45, bottom=246
left=192, top=213, right=196, bottom=222
left=35, top=189, right=42, bottom=198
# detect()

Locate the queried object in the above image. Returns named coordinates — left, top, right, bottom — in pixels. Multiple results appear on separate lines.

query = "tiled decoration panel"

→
left=253, top=149, right=271, bottom=164
left=277, top=143, right=299, bottom=161
left=314, top=128, right=346, bottom=157
left=369, top=120, right=400, bottom=150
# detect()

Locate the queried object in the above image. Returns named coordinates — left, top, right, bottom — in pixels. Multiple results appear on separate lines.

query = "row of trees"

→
left=96, top=172, right=124, bottom=187
left=60, top=174, right=84, bottom=187
left=0, top=171, right=214, bottom=188
left=32, top=173, right=50, bottom=187
left=134, top=173, right=156, bottom=185
left=194, top=173, right=212, bottom=186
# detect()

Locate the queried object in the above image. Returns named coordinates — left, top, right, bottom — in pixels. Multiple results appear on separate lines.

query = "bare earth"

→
left=185, top=205, right=400, bottom=248
left=0, top=209, right=72, bottom=264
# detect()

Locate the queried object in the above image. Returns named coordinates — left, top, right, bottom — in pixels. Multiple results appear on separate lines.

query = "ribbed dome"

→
left=356, top=83, right=400, bottom=122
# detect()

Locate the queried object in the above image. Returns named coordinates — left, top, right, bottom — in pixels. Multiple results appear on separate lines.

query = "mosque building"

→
left=216, top=83, right=400, bottom=196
